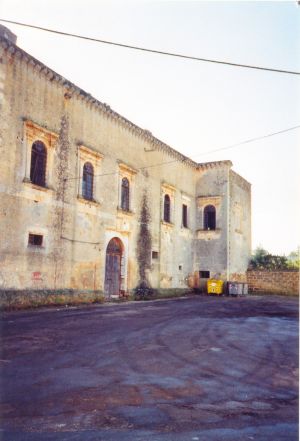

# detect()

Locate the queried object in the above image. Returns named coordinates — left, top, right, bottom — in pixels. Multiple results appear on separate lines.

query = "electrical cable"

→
left=1, top=18, right=299, bottom=75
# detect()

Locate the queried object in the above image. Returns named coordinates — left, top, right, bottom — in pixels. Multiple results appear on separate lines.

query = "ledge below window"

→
left=77, top=196, right=100, bottom=207
left=161, top=220, right=174, bottom=228
left=23, top=178, right=53, bottom=193
left=117, top=207, right=134, bottom=216
left=197, top=228, right=221, bottom=240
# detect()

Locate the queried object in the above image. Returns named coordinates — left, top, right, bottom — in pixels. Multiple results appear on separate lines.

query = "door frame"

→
left=103, top=232, right=128, bottom=296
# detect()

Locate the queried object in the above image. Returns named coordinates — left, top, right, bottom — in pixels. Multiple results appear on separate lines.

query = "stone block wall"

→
left=247, top=270, right=299, bottom=296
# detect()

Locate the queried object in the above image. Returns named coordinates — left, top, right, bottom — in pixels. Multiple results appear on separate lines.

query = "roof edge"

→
left=0, top=36, right=199, bottom=168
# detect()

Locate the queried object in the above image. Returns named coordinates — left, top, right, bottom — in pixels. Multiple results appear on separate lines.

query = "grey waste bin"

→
left=228, top=282, right=248, bottom=296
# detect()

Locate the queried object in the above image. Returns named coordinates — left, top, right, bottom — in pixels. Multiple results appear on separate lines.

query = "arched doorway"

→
left=104, top=237, right=124, bottom=296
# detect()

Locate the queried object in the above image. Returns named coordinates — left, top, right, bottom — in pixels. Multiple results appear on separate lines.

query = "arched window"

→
left=204, top=205, right=216, bottom=230
left=30, top=141, right=47, bottom=187
left=164, top=194, right=171, bottom=223
left=82, top=162, right=94, bottom=200
left=121, top=177, right=130, bottom=211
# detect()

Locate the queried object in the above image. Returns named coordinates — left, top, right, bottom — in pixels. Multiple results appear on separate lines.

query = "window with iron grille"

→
left=199, top=270, right=210, bottom=279
left=28, top=233, right=43, bottom=246
left=82, top=162, right=94, bottom=200
left=204, top=205, right=216, bottom=230
left=182, top=204, right=188, bottom=228
left=163, top=194, right=171, bottom=223
left=121, top=177, right=130, bottom=211
left=30, top=141, right=47, bottom=187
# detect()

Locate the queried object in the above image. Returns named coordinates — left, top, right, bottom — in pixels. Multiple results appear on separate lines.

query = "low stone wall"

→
left=247, top=270, right=299, bottom=296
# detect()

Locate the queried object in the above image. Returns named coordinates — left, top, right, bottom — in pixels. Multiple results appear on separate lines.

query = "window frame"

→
left=118, top=163, right=137, bottom=213
left=163, top=194, right=171, bottom=223
left=78, top=145, right=103, bottom=204
left=161, top=182, right=176, bottom=225
left=30, top=140, right=47, bottom=187
left=23, top=120, right=57, bottom=190
left=82, top=161, right=94, bottom=201
left=121, top=177, right=130, bottom=211
left=182, top=203, right=188, bottom=228
left=204, top=205, right=216, bottom=230
left=28, top=233, right=43, bottom=247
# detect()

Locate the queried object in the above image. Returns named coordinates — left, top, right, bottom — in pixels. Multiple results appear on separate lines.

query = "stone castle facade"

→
left=0, top=26, right=251, bottom=299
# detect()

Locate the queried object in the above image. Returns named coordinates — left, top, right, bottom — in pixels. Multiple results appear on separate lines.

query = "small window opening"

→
left=179, top=265, right=182, bottom=271
left=152, top=251, right=159, bottom=259
left=200, top=271, right=210, bottom=278
left=30, top=141, right=47, bottom=187
left=204, top=205, right=216, bottom=230
left=82, top=162, right=94, bottom=200
left=121, top=177, right=130, bottom=211
left=28, top=233, right=43, bottom=246
left=182, top=204, right=188, bottom=228
left=163, top=194, right=171, bottom=223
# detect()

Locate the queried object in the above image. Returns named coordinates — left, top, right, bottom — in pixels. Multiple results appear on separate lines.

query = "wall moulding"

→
left=197, top=195, right=222, bottom=208
left=23, top=119, right=58, bottom=146
left=196, top=229, right=221, bottom=240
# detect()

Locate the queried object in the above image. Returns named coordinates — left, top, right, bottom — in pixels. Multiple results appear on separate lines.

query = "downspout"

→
left=226, top=167, right=230, bottom=281
left=158, top=188, right=162, bottom=289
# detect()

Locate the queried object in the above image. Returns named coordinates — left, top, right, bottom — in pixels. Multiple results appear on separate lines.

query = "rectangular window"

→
left=182, top=204, right=188, bottom=228
left=199, top=271, right=210, bottom=279
left=152, top=251, right=159, bottom=259
left=28, top=233, right=43, bottom=246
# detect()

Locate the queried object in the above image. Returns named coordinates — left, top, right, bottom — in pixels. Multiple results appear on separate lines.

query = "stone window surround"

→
left=117, top=162, right=137, bottom=213
left=26, top=226, right=48, bottom=251
left=77, top=145, right=103, bottom=204
left=197, top=195, right=222, bottom=230
left=161, top=182, right=176, bottom=225
left=181, top=192, right=191, bottom=229
left=23, top=120, right=57, bottom=190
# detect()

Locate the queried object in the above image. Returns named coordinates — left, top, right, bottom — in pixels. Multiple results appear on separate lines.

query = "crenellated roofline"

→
left=1, top=35, right=232, bottom=172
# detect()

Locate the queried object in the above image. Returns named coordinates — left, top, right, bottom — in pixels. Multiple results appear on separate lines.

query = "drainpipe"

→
left=158, top=189, right=162, bottom=289
left=226, top=167, right=230, bottom=281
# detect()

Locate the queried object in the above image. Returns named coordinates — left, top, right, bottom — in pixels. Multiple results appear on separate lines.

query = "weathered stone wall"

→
left=0, top=33, right=251, bottom=300
left=0, top=36, right=196, bottom=295
left=247, top=270, right=299, bottom=295
left=229, top=170, right=251, bottom=281
left=194, top=165, right=230, bottom=281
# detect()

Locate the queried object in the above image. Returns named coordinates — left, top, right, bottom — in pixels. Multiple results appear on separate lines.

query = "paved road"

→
left=0, top=295, right=298, bottom=440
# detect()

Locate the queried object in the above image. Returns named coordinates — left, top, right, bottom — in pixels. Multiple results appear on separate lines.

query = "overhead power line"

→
left=64, top=124, right=300, bottom=182
left=196, top=124, right=300, bottom=157
left=1, top=18, right=299, bottom=76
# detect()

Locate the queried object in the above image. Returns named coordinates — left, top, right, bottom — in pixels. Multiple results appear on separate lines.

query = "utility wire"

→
left=1, top=18, right=299, bottom=76
left=64, top=124, right=300, bottom=182
left=195, top=124, right=300, bottom=157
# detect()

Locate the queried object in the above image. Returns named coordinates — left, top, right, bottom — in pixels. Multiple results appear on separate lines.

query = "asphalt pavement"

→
left=0, top=294, right=298, bottom=440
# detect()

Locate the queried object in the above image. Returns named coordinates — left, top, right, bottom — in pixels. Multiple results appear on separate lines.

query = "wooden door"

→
left=104, top=238, right=122, bottom=296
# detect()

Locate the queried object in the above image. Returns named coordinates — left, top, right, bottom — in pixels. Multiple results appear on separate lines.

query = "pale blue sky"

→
left=1, top=0, right=299, bottom=255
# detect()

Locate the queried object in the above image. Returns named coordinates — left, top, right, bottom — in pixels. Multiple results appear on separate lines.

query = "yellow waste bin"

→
left=207, top=279, right=224, bottom=295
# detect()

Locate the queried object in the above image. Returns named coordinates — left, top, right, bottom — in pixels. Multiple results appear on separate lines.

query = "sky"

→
left=0, top=0, right=299, bottom=255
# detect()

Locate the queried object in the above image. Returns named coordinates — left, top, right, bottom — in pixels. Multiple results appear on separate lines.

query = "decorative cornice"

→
left=161, top=182, right=176, bottom=193
left=196, top=160, right=233, bottom=170
left=197, top=196, right=222, bottom=207
left=118, top=162, right=138, bottom=176
left=78, top=144, right=104, bottom=161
